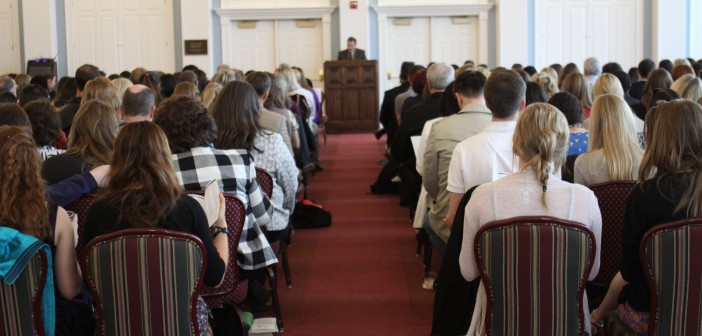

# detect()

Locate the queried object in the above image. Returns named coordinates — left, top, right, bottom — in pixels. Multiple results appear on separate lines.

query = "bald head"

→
left=120, top=84, right=156, bottom=121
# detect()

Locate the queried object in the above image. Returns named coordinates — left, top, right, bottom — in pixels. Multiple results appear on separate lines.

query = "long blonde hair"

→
left=586, top=94, right=642, bottom=180
left=593, top=73, right=624, bottom=99
left=513, top=103, right=569, bottom=208
left=639, top=100, right=702, bottom=216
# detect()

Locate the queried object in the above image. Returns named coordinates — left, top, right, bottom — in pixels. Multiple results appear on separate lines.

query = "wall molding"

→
left=371, top=4, right=492, bottom=17
left=214, top=7, right=335, bottom=21
left=214, top=6, right=337, bottom=63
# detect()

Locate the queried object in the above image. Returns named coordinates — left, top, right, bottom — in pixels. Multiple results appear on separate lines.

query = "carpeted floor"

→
left=275, top=133, right=434, bottom=335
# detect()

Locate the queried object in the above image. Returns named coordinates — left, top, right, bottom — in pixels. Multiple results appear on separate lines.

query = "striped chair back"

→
left=589, top=181, right=636, bottom=286
left=255, top=167, right=274, bottom=199
left=64, top=193, right=99, bottom=259
left=81, top=228, right=207, bottom=336
left=0, top=249, right=49, bottom=336
left=474, top=216, right=595, bottom=336
left=185, top=191, right=248, bottom=307
left=642, top=218, right=702, bottom=336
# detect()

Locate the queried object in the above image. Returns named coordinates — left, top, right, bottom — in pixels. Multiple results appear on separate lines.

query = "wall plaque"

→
left=184, top=40, right=208, bottom=55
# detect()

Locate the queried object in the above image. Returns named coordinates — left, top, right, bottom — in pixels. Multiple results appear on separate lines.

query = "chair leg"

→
left=267, top=267, right=284, bottom=332
left=423, top=233, right=433, bottom=274
left=226, top=304, right=250, bottom=336
left=281, top=242, right=292, bottom=288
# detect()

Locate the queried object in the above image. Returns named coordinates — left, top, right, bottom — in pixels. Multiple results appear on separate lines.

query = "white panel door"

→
left=536, top=0, right=639, bottom=69
left=230, top=21, right=276, bottom=72
left=385, top=17, right=430, bottom=90
left=691, top=0, right=702, bottom=59
left=0, top=0, right=21, bottom=74
left=277, top=20, right=324, bottom=82
left=430, top=16, right=478, bottom=66
left=66, top=0, right=174, bottom=75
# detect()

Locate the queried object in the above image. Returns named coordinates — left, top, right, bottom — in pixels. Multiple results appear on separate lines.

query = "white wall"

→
left=339, top=0, right=370, bottom=55
left=181, top=0, right=215, bottom=75
left=495, top=0, right=528, bottom=67
left=688, top=0, right=702, bottom=60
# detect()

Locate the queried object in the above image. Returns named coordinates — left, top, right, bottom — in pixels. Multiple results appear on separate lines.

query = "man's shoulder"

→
left=259, top=108, right=286, bottom=131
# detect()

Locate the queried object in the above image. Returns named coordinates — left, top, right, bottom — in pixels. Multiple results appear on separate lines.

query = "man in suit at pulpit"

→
left=337, top=37, right=367, bottom=61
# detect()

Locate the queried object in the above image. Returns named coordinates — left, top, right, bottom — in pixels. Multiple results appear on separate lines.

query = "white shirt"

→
left=460, top=169, right=602, bottom=335
left=446, top=121, right=520, bottom=194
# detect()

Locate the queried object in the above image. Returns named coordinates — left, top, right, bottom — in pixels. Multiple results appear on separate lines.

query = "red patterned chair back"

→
left=185, top=191, right=248, bottom=307
left=474, top=216, right=596, bottom=336
left=588, top=181, right=636, bottom=286
left=255, top=168, right=274, bottom=199
left=82, top=228, right=206, bottom=336
left=64, top=194, right=100, bottom=259
left=641, top=218, right=702, bottom=336
left=0, top=248, right=49, bottom=336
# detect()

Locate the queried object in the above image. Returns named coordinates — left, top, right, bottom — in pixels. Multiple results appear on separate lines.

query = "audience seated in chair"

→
left=42, top=100, right=118, bottom=185
left=80, top=121, right=229, bottom=335
left=591, top=100, right=702, bottom=335
left=444, top=69, right=523, bottom=231
left=459, top=103, right=602, bottom=335
left=422, top=69, right=490, bottom=256
left=574, top=94, right=643, bottom=186
left=0, top=126, right=95, bottom=335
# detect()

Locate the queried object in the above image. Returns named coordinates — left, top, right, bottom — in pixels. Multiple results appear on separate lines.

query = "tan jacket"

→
left=259, top=107, right=293, bottom=156
left=423, top=104, right=492, bottom=242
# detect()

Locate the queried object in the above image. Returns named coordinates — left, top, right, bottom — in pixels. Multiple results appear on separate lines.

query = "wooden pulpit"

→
left=323, top=60, right=378, bottom=133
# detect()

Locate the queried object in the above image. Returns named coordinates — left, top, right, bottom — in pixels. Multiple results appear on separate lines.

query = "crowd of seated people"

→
left=0, top=62, right=322, bottom=335
left=372, top=56, right=702, bottom=335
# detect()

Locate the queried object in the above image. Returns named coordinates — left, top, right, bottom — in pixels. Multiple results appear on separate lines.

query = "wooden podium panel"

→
left=324, top=60, right=378, bottom=133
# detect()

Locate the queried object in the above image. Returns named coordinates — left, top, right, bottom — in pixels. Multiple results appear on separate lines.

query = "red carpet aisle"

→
left=276, top=134, right=434, bottom=335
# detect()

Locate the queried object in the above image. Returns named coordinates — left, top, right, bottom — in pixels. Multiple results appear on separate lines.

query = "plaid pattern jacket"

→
left=172, top=146, right=277, bottom=270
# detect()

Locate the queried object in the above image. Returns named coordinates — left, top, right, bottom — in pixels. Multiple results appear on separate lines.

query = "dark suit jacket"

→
left=337, top=48, right=367, bottom=61
left=391, top=92, right=443, bottom=165
left=379, top=82, right=409, bottom=129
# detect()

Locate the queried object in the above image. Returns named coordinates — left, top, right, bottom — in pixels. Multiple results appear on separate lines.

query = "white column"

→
left=322, top=13, right=333, bottom=61
left=478, top=11, right=489, bottom=65
left=219, top=17, right=231, bottom=68
left=22, top=0, right=58, bottom=61
left=495, top=0, right=528, bottom=67
left=652, top=0, right=687, bottom=61
left=691, top=0, right=702, bottom=59
left=376, top=12, right=388, bottom=93
left=180, top=0, right=215, bottom=74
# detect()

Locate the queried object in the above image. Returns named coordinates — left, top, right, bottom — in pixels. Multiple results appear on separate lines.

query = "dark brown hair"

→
left=102, top=121, right=180, bottom=228
left=153, top=96, right=217, bottom=153
left=484, top=70, right=526, bottom=118
left=211, top=81, right=261, bottom=150
left=24, top=100, right=61, bottom=147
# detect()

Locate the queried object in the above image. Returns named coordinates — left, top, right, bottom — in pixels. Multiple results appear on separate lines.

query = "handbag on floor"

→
left=291, top=199, right=332, bottom=229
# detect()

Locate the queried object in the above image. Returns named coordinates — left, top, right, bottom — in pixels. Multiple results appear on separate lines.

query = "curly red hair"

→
left=0, top=126, right=51, bottom=242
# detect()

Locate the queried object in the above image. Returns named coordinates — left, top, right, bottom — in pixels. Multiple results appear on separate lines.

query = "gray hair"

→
left=0, top=77, right=17, bottom=94
left=584, top=57, right=601, bottom=76
left=427, top=63, right=455, bottom=91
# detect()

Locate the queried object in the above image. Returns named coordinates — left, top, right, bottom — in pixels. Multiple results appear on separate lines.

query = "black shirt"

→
left=59, top=96, right=82, bottom=134
left=42, top=153, right=90, bottom=185
left=619, top=173, right=690, bottom=311
left=82, top=194, right=226, bottom=287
